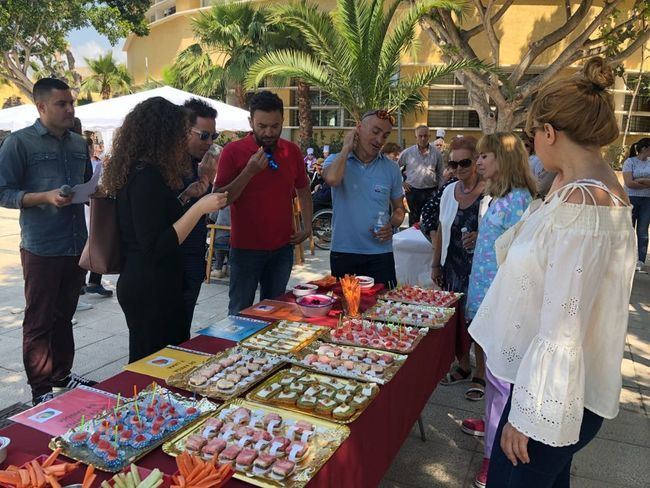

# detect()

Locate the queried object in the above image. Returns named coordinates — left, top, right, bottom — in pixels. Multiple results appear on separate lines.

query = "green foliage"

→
left=604, top=144, right=628, bottom=171
left=80, top=52, right=133, bottom=99
left=246, top=0, right=485, bottom=121
left=0, top=0, right=149, bottom=96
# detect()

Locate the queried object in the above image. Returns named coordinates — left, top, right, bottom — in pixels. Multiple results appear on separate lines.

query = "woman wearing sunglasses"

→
left=469, top=57, right=635, bottom=488
left=430, top=136, right=485, bottom=395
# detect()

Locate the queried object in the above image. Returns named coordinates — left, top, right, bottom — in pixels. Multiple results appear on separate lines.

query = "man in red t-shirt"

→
left=215, top=91, right=312, bottom=313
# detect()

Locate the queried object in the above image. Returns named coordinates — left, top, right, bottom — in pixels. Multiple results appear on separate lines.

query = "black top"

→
left=116, top=164, right=188, bottom=362
left=420, top=177, right=458, bottom=239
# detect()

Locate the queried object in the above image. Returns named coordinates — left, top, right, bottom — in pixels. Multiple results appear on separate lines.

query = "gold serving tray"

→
left=49, top=383, right=217, bottom=472
left=166, top=345, right=287, bottom=402
left=381, top=286, right=462, bottom=307
left=288, top=341, right=407, bottom=385
left=364, top=299, right=456, bottom=329
left=239, top=320, right=330, bottom=355
left=245, top=366, right=378, bottom=424
left=323, top=318, right=428, bottom=354
left=162, top=398, right=350, bottom=488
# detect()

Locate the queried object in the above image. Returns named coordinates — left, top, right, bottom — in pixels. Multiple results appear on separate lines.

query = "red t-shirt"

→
left=216, top=134, right=309, bottom=250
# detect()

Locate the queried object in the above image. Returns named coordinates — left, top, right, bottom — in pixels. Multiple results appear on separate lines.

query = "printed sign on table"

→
left=196, top=315, right=271, bottom=342
left=9, top=386, right=117, bottom=436
left=240, top=299, right=305, bottom=322
left=122, top=345, right=210, bottom=380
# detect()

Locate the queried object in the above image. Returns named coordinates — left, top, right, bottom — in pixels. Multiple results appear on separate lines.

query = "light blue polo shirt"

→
left=324, top=152, right=404, bottom=254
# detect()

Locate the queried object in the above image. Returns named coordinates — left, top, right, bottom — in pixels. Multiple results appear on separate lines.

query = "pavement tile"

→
left=570, top=476, right=627, bottom=488
left=416, top=402, right=484, bottom=452
left=596, top=407, right=650, bottom=447
left=384, top=436, right=474, bottom=488
left=571, top=436, right=650, bottom=487
left=618, top=385, right=644, bottom=414
left=428, top=381, right=486, bottom=417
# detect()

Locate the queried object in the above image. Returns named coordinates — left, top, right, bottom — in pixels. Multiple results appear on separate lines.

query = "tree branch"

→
left=518, top=0, right=621, bottom=101
left=483, top=0, right=500, bottom=65
left=509, top=0, right=593, bottom=86
left=462, top=0, right=514, bottom=40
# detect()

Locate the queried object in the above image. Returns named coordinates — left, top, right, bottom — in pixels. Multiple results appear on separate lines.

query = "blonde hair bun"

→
left=581, top=57, right=615, bottom=91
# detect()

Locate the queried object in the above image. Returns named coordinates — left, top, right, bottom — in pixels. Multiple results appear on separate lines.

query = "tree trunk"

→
left=296, top=81, right=313, bottom=152
left=233, top=84, right=247, bottom=108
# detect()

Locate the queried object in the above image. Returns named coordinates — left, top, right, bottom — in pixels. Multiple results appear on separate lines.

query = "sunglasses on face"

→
left=447, top=158, right=474, bottom=169
left=191, top=128, right=219, bottom=141
left=362, top=109, right=396, bottom=125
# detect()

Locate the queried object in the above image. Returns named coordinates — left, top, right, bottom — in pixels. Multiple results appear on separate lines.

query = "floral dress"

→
left=465, top=188, right=533, bottom=320
left=442, top=196, right=482, bottom=309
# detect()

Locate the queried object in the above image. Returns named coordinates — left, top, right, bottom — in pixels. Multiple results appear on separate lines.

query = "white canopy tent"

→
left=0, top=104, right=39, bottom=132
left=0, top=87, right=250, bottom=149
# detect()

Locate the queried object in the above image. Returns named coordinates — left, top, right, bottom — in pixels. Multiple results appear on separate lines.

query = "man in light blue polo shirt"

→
left=323, top=110, right=405, bottom=286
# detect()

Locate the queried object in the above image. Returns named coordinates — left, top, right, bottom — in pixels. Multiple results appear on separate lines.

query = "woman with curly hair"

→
left=102, top=97, right=227, bottom=362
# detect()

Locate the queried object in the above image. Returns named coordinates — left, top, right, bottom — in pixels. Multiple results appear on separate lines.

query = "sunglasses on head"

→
left=447, top=158, right=473, bottom=169
left=362, top=109, right=396, bottom=125
left=191, top=128, right=219, bottom=141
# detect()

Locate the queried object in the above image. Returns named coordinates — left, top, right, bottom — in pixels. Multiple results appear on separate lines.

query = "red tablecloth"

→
left=0, top=313, right=459, bottom=487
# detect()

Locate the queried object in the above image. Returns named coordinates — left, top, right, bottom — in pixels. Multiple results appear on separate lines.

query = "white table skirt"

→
left=392, top=226, right=434, bottom=286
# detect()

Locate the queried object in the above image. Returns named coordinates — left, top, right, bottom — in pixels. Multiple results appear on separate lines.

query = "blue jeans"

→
left=487, top=391, right=603, bottom=488
left=228, top=245, right=294, bottom=314
left=630, top=196, right=650, bottom=262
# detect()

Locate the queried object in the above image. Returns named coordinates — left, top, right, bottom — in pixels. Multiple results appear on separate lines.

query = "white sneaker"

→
left=76, top=301, right=93, bottom=311
left=636, top=261, right=646, bottom=272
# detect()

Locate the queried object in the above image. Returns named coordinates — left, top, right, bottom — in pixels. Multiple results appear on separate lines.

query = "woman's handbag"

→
left=79, top=195, right=122, bottom=274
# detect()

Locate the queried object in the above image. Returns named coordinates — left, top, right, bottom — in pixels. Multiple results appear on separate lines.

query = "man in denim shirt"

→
left=0, top=78, right=96, bottom=405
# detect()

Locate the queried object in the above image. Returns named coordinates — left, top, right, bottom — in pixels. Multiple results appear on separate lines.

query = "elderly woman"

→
left=428, top=136, right=484, bottom=393
left=470, top=57, right=635, bottom=487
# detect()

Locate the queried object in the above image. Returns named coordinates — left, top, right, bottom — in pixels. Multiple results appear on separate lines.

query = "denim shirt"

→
left=0, top=119, right=92, bottom=256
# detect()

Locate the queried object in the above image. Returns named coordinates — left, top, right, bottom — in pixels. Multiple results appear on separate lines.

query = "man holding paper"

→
left=0, top=78, right=96, bottom=405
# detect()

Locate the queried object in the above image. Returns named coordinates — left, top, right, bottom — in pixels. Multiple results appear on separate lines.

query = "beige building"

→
left=74, top=1, right=650, bottom=148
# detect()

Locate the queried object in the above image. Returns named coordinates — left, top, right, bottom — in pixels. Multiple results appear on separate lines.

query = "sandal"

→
left=440, top=366, right=472, bottom=386
left=465, top=377, right=486, bottom=401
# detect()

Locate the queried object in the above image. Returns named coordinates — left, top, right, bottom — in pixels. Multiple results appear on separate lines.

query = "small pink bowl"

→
left=296, top=294, right=335, bottom=317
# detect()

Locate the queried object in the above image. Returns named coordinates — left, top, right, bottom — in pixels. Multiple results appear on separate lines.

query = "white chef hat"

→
left=323, top=145, right=330, bottom=153
left=307, top=147, right=314, bottom=155
left=435, top=129, right=446, bottom=139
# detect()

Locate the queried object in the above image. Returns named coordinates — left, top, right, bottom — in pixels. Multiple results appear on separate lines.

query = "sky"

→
left=67, top=27, right=126, bottom=67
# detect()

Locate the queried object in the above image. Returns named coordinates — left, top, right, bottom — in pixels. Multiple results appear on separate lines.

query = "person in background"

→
left=0, top=78, right=97, bottom=405
left=215, top=91, right=312, bottom=314
left=463, top=132, right=537, bottom=487
left=304, top=147, right=318, bottom=174
left=323, top=110, right=405, bottom=286
left=398, top=125, right=444, bottom=226
left=381, top=142, right=402, bottom=162
left=322, top=145, right=330, bottom=160
left=211, top=206, right=231, bottom=279
left=470, top=57, right=635, bottom=488
left=83, top=136, right=113, bottom=297
left=433, top=128, right=446, bottom=152
left=310, top=158, right=325, bottom=191
left=622, top=137, right=650, bottom=271
left=523, top=133, right=555, bottom=198
left=104, top=97, right=227, bottom=362
left=178, top=98, right=219, bottom=326
left=430, top=136, right=483, bottom=394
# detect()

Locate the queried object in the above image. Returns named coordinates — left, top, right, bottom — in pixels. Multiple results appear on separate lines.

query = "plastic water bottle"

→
left=461, top=227, right=474, bottom=254
left=374, top=211, right=388, bottom=237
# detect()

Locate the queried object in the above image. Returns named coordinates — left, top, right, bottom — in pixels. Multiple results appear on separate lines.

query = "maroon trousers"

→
left=20, top=250, right=86, bottom=397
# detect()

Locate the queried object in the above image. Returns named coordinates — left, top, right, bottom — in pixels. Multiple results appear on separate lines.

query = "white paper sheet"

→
left=71, top=164, right=102, bottom=204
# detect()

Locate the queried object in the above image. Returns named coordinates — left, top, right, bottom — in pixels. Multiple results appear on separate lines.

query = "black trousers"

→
left=487, top=391, right=603, bottom=487
left=405, top=187, right=436, bottom=226
left=330, top=251, right=397, bottom=288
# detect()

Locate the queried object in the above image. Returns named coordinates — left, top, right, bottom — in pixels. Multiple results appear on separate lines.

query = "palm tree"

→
left=165, top=44, right=226, bottom=100
left=80, top=52, right=133, bottom=100
left=246, top=0, right=485, bottom=122
left=176, top=3, right=272, bottom=108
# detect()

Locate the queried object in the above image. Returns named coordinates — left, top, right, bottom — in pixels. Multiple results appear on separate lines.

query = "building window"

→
left=287, top=88, right=351, bottom=128
left=622, top=115, right=650, bottom=133
left=427, top=110, right=480, bottom=128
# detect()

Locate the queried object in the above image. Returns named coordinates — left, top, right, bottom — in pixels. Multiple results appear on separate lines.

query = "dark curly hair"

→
left=102, top=97, right=190, bottom=195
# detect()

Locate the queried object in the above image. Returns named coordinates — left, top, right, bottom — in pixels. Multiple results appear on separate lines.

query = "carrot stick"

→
left=82, top=464, right=95, bottom=487
left=42, top=448, right=62, bottom=468
left=46, top=474, right=62, bottom=488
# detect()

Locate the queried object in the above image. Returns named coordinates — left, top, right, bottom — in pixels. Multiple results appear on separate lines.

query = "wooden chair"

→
left=292, top=197, right=315, bottom=265
left=205, top=223, right=231, bottom=284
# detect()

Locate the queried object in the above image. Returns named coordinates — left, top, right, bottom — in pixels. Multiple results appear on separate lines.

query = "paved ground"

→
left=0, top=207, right=648, bottom=487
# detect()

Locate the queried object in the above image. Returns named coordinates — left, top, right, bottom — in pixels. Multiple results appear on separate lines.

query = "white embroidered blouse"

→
left=468, top=181, right=637, bottom=447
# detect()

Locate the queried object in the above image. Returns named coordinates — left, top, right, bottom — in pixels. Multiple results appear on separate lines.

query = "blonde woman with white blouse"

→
left=469, top=57, right=636, bottom=487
